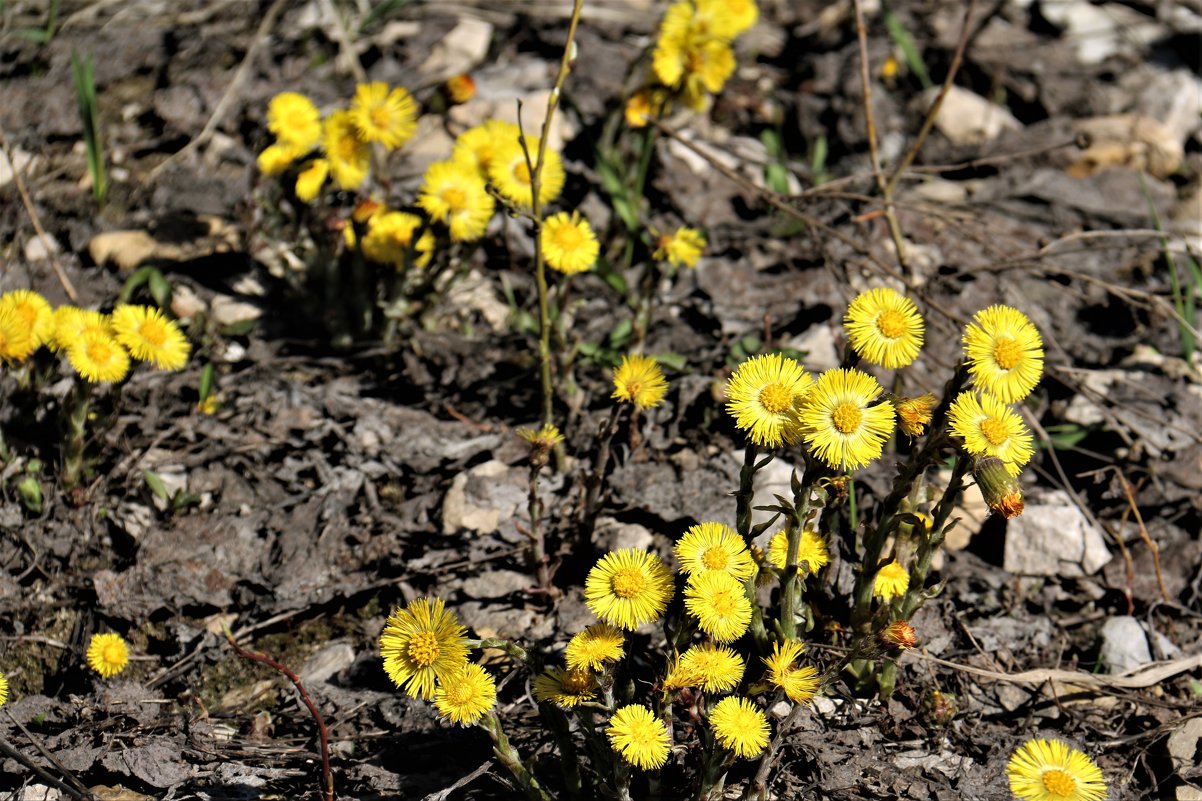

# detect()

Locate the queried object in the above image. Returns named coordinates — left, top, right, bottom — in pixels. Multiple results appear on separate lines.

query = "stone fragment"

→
left=928, top=85, right=1021, bottom=146
left=1070, top=115, right=1184, bottom=179
left=1098, top=616, right=1151, bottom=673
left=300, top=642, right=356, bottom=686
left=1168, top=717, right=1202, bottom=776
left=594, top=517, right=655, bottom=553
left=1003, top=491, right=1110, bottom=576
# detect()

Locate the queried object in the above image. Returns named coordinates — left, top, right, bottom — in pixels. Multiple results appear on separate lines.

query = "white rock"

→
left=1178, top=788, right=1202, bottom=801
left=1041, top=1, right=1160, bottom=64
left=24, top=233, right=60, bottom=261
left=1003, top=490, right=1110, bottom=576
left=1169, top=717, right=1202, bottom=776
left=1099, top=616, right=1151, bottom=673
left=299, top=642, right=355, bottom=686
left=594, top=517, right=654, bottom=552
left=0, top=143, right=35, bottom=189
left=441, top=459, right=511, bottom=535
left=420, top=17, right=493, bottom=79
left=782, top=323, right=839, bottom=374
left=928, top=85, right=1021, bottom=146
left=210, top=295, right=263, bottom=327
left=16, top=785, right=62, bottom=801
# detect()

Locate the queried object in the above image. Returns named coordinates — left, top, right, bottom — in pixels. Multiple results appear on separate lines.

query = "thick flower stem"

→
left=480, top=712, right=553, bottom=801
left=735, top=444, right=771, bottom=651
left=466, top=637, right=531, bottom=668
left=525, top=459, right=553, bottom=592
left=61, top=379, right=92, bottom=491
left=778, top=473, right=812, bottom=641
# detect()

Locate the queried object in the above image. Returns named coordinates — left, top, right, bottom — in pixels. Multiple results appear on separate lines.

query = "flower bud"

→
left=974, top=456, right=1024, bottom=519
left=443, top=74, right=476, bottom=106
left=895, top=393, right=936, bottom=438
left=881, top=620, right=917, bottom=650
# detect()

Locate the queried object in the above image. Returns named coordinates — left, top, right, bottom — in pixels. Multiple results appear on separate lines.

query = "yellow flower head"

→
left=625, top=89, right=660, bottom=129
left=0, top=289, right=55, bottom=347
left=257, top=141, right=307, bottom=176
left=322, top=109, right=371, bottom=190
left=517, top=423, right=565, bottom=452
left=612, top=353, right=668, bottom=409
left=844, top=287, right=924, bottom=369
left=68, top=331, right=131, bottom=384
left=762, top=639, right=820, bottom=704
left=667, top=642, right=745, bottom=692
left=1007, top=738, right=1106, bottom=801
left=434, top=662, right=496, bottom=725
left=361, top=210, right=426, bottom=269
left=0, top=306, right=37, bottom=363
left=534, top=666, right=598, bottom=708
left=379, top=597, right=469, bottom=700
left=696, top=0, right=759, bottom=39
left=652, top=3, right=737, bottom=110
left=608, top=704, right=671, bottom=770
left=947, top=391, right=1034, bottom=475
left=565, top=623, right=626, bottom=671
left=873, top=560, right=909, bottom=601
left=294, top=158, right=330, bottom=202
left=111, top=305, right=190, bottom=371
left=896, top=393, right=937, bottom=438
left=654, top=227, right=706, bottom=268
left=444, top=73, right=476, bottom=106
left=800, top=368, right=895, bottom=470
left=683, top=570, right=752, bottom=643
left=452, top=119, right=522, bottom=176
left=541, top=211, right=599, bottom=275
left=86, top=632, right=129, bottom=678
left=675, top=521, right=755, bottom=581
left=725, top=352, right=813, bottom=448
left=710, top=696, right=769, bottom=758
left=417, top=159, right=495, bottom=242
left=962, top=305, right=1044, bottom=403
left=766, top=528, right=829, bottom=574
left=349, top=82, right=417, bottom=150
left=51, top=307, right=109, bottom=353
left=584, top=549, right=674, bottom=631
left=267, top=92, right=322, bottom=151
left=0, top=671, right=8, bottom=706
left=487, top=138, right=565, bottom=209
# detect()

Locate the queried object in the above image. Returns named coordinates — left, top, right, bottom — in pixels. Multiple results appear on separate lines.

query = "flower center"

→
left=562, top=670, right=592, bottom=694
left=1041, top=769, right=1077, bottom=797
left=554, top=225, right=585, bottom=251
left=103, top=643, right=124, bottom=663
left=832, top=402, right=863, bottom=434
left=514, top=162, right=532, bottom=184
left=710, top=591, right=736, bottom=617
left=980, top=417, right=1010, bottom=446
left=442, top=187, right=467, bottom=211
left=139, top=321, right=167, bottom=347
left=407, top=631, right=441, bottom=666
left=876, top=309, right=907, bottom=339
left=993, top=337, right=1021, bottom=370
left=87, top=340, right=113, bottom=364
left=446, top=682, right=474, bottom=706
left=370, top=106, right=392, bottom=130
left=622, top=380, right=642, bottom=398
left=701, top=547, right=728, bottom=570
left=758, top=383, right=792, bottom=415
left=611, top=567, right=647, bottom=599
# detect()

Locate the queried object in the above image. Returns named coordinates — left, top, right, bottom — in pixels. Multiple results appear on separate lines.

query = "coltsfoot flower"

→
left=541, top=211, right=599, bottom=274
left=68, top=331, right=131, bottom=384
left=766, top=528, right=829, bottom=573
left=323, top=109, right=371, bottom=190
left=963, top=305, right=1044, bottom=403
left=87, top=633, right=129, bottom=678
left=417, top=159, right=495, bottom=242
left=675, top=521, right=755, bottom=581
left=534, top=666, right=598, bottom=708
left=667, top=642, right=745, bottom=692
left=844, top=287, right=924, bottom=369
left=653, top=227, right=705, bottom=268
left=488, top=138, right=565, bottom=209
left=349, top=82, right=417, bottom=150
left=452, top=119, right=521, bottom=175
left=683, top=570, right=752, bottom=643
left=111, top=305, right=190, bottom=371
left=584, top=549, right=674, bottom=630
left=608, top=704, right=671, bottom=770
left=800, top=368, right=895, bottom=470
left=0, top=671, right=8, bottom=706
left=725, top=353, right=813, bottom=448
left=434, top=662, right=496, bottom=725
left=0, top=290, right=55, bottom=347
left=762, top=639, right=820, bottom=704
left=51, top=307, right=109, bottom=353
left=948, top=391, right=1034, bottom=475
left=612, top=354, right=668, bottom=409
left=266, top=92, right=322, bottom=150
left=1007, top=738, right=1106, bottom=801
left=0, top=306, right=37, bottom=363
left=379, top=597, right=469, bottom=700
left=709, top=696, right=769, bottom=758
left=873, top=561, right=910, bottom=601
left=565, top=623, right=625, bottom=671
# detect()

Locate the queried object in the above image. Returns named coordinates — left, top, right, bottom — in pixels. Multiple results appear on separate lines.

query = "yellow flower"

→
left=361, top=210, right=426, bottom=269
left=68, top=331, right=131, bottom=383
left=844, top=287, right=924, bottom=369
left=725, top=352, right=813, bottom=448
left=86, top=632, right=129, bottom=678
left=444, top=73, right=476, bottom=105
left=667, top=642, right=745, bottom=692
left=323, top=109, right=371, bottom=190
left=683, top=570, right=751, bottom=643
left=896, top=393, right=937, bottom=438
left=452, top=119, right=521, bottom=176
left=766, top=528, right=829, bottom=573
left=533, top=666, right=598, bottom=708
left=487, top=138, right=565, bottom=209
left=257, top=141, right=306, bottom=176
left=709, top=696, right=769, bottom=758
left=111, top=305, right=190, bottom=371
left=517, top=423, right=565, bottom=450
left=697, top=0, right=759, bottom=39
left=51, top=307, right=109, bottom=353
left=565, top=623, right=625, bottom=671
left=873, top=560, right=909, bottom=601
left=762, top=639, right=820, bottom=704
left=379, top=597, right=469, bottom=700
left=612, top=354, right=668, bottom=409
left=349, top=82, right=417, bottom=150
left=434, top=662, right=496, bottom=725
left=417, top=159, right=495, bottom=242
left=0, top=671, right=8, bottom=706
left=963, top=305, right=1044, bottom=403
left=947, top=391, right=1034, bottom=475
left=266, top=92, right=322, bottom=151
left=625, top=89, right=656, bottom=128
left=584, top=549, right=674, bottom=631
left=294, top=159, right=330, bottom=202
left=651, top=3, right=736, bottom=110
left=541, top=211, right=599, bottom=274
left=1007, top=738, right=1106, bottom=801
left=800, top=368, right=895, bottom=470
left=0, top=306, right=37, bottom=363
left=608, top=704, right=671, bottom=770
left=653, top=227, right=706, bottom=268
left=675, top=521, right=755, bottom=581
left=0, top=289, right=55, bottom=347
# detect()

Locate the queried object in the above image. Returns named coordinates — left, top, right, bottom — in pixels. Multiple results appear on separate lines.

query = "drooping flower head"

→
left=534, top=666, right=599, bottom=708
left=266, top=92, right=322, bottom=151
left=947, top=391, right=1034, bottom=475
left=666, top=642, right=745, bottom=692
left=379, top=597, right=469, bottom=700
left=962, top=305, right=1044, bottom=403
left=612, top=354, right=668, bottom=409
left=608, top=704, right=671, bottom=770
left=322, top=109, right=372, bottom=190
left=584, top=549, right=674, bottom=630
left=111, top=305, right=190, bottom=371
left=725, top=353, right=813, bottom=448
left=417, top=159, right=495, bottom=242
left=565, top=623, right=625, bottom=671
left=86, top=632, right=129, bottom=678
left=1006, top=738, right=1106, bottom=801
left=541, top=211, right=599, bottom=275
left=434, top=662, right=496, bottom=725
left=683, top=570, right=752, bottom=643
left=675, top=521, right=755, bottom=581
left=0, top=306, right=37, bottom=363
left=873, top=561, right=910, bottom=601
left=68, top=331, right=131, bottom=384
left=762, top=639, right=820, bottom=704
left=896, top=393, right=937, bottom=438
left=799, top=368, right=895, bottom=470
left=349, top=82, right=418, bottom=150
left=654, top=227, right=705, bottom=268
left=488, top=137, right=565, bottom=209
left=0, top=290, right=55, bottom=347
left=709, top=696, right=769, bottom=758
left=766, top=528, right=829, bottom=574
left=844, top=287, right=924, bottom=369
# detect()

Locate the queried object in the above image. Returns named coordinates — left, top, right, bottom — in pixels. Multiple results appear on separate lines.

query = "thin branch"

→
left=0, top=129, right=77, bottom=301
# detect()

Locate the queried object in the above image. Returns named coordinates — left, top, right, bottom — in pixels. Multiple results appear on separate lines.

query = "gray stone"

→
left=458, top=569, right=531, bottom=600
left=594, top=516, right=655, bottom=553
left=1099, top=616, right=1152, bottom=674
left=1004, top=491, right=1111, bottom=576
left=1169, top=717, right=1202, bottom=776
left=300, top=642, right=356, bottom=686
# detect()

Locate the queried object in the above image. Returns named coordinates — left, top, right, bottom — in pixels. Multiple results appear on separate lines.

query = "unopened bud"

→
left=881, top=620, right=917, bottom=650
left=443, top=73, right=476, bottom=105
left=895, top=393, right=936, bottom=438
left=17, top=475, right=43, bottom=514
left=974, top=456, right=1024, bottom=519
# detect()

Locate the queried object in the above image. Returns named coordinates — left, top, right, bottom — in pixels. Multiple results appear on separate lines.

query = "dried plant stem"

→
left=3, top=710, right=92, bottom=800
left=1114, top=469, right=1170, bottom=603
left=480, top=711, right=554, bottom=801
left=224, top=632, right=334, bottom=801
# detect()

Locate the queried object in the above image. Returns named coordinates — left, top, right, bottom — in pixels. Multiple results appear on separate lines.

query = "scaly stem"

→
left=579, top=403, right=623, bottom=542
left=61, top=379, right=92, bottom=491
left=525, top=459, right=552, bottom=591
left=480, top=712, right=553, bottom=801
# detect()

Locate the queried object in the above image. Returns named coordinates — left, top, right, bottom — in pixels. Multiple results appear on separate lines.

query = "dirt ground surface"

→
left=1, top=0, right=1201, bottom=799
